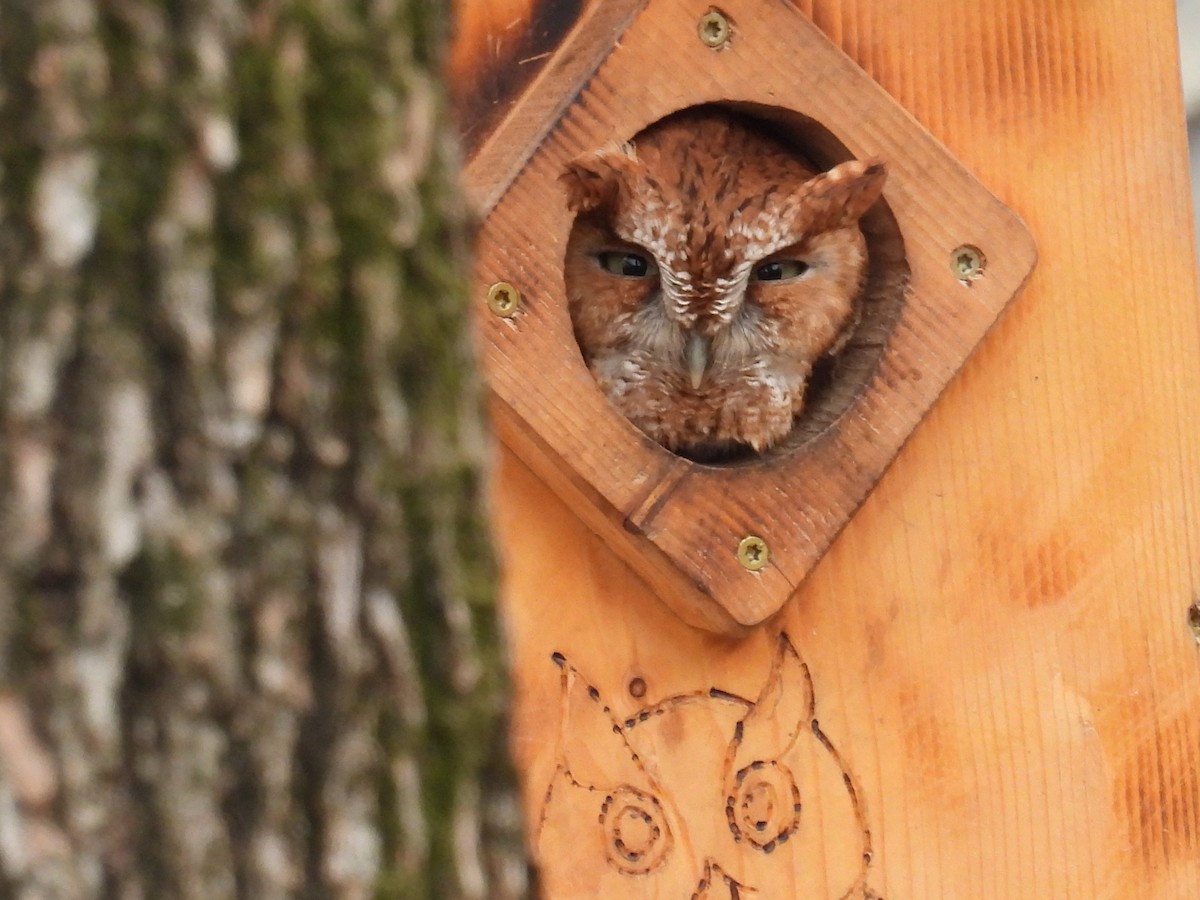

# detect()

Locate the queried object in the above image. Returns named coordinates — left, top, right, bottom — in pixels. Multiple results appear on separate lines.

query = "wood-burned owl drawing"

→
left=562, top=108, right=886, bottom=458
left=537, top=634, right=874, bottom=898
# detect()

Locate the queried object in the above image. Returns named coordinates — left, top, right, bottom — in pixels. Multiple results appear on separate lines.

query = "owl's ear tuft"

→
left=560, top=143, right=642, bottom=213
left=799, top=157, right=888, bottom=233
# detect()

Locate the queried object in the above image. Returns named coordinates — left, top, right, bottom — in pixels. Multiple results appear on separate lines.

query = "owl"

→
left=561, top=108, right=886, bottom=458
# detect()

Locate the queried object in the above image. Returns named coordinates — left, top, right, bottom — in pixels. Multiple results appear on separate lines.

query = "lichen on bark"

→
left=0, top=1, right=522, bottom=897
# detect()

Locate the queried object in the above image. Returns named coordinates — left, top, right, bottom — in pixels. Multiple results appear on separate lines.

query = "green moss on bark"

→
left=0, top=0, right=521, bottom=896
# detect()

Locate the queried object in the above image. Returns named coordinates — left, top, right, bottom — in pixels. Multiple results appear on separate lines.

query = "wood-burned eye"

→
left=752, top=260, right=810, bottom=281
left=597, top=251, right=656, bottom=278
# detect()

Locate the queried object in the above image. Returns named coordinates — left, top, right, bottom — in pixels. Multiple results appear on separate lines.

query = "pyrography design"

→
left=537, top=634, right=879, bottom=899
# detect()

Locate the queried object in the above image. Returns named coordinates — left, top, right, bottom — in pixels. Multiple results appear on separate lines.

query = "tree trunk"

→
left=0, top=1, right=524, bottom=898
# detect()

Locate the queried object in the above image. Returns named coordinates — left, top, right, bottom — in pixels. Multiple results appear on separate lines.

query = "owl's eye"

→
left=597, top=251, right=656, bottom=278
left=753, top=260, right=810, bottom=281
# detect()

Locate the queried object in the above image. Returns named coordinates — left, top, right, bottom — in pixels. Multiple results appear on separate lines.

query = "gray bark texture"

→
left=0, top=0, right=526, bottom=897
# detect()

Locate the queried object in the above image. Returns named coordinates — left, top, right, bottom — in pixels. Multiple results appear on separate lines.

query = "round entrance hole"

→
left=561, top=102, right=909, bottom=464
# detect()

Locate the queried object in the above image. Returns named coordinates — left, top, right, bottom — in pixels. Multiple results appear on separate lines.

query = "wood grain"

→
left=459, top=0, right=1200, bottom=896
left=448, top=0, right=589, bottom=156
left=458, top=0, right=647, bottom=214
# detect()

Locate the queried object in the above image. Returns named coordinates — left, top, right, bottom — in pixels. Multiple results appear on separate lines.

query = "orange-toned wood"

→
left=457, top=0, right=647, bottom=213
left=459, top=0, right=1200, bottom=896
left=472, top=0, right=1036, bottom=635
left=448, top=0, right=604, bottom=157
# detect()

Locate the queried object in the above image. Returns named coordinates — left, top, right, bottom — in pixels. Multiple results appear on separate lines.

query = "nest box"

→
left=468, top=0, right=1037, bottom=635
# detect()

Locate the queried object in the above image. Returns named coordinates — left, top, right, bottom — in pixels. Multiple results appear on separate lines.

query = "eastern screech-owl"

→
left=562, top=109, right=886, bottom=458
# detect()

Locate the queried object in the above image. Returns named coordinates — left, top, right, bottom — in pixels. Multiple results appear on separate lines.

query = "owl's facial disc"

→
left=659, top=268, right=755, bottom=389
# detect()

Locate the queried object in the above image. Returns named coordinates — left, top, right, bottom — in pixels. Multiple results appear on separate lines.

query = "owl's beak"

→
left=686, top=332, right=711, bottom=390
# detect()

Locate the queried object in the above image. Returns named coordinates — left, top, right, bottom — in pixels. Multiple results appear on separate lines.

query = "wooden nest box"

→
left=469, top=0, right=1036, bottom=635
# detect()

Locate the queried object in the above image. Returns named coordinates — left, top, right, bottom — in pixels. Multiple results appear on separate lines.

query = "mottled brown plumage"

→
left=561, top=109, right=885, bottom=457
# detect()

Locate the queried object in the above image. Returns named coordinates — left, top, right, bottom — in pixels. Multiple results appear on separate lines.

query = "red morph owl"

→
left=562, top=108, right=886, bottom=458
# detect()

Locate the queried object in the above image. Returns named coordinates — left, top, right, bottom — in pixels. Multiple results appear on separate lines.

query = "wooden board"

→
left=472, top=0, right=1036, bottom=634
left=448, top=0, right=617, bottom=158
left=456, top=0, right=1200, bottom=896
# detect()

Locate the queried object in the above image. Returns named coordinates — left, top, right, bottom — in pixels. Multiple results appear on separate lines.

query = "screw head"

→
left=698, top=10, right=731, bottom=48
left=736, top=535, right=769, bottom=571
left=487, top=281, right=520, bottom=317
left=952, top=245, right=986, bottom=283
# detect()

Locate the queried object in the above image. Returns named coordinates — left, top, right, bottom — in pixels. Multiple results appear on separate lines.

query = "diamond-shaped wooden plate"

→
left=469, top=0, right=1037, bottom=635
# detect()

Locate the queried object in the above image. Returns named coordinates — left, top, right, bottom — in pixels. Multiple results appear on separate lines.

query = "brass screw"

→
left=487, top=281, right=520, bottom=317
left=698, top=10, right=731, bottom=48
left=952, top=245, right=986, bottom=283
left=736, top=535, right=769, bottom=571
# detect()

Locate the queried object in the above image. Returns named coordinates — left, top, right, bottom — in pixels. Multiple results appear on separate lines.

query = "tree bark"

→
left=0, top=1, right=524, bottom=897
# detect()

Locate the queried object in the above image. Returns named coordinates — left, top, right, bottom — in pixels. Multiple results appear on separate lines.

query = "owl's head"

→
left=560, top=109, right=887, bottom=455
